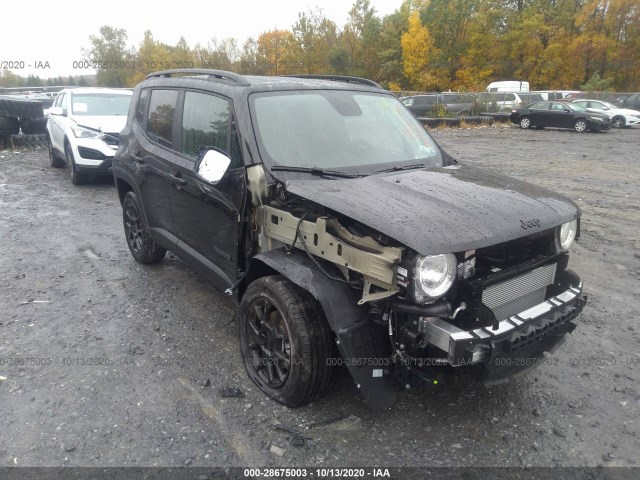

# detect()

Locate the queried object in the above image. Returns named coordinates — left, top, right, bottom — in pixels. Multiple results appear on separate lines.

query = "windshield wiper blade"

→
left=271, top=165, right=365, bottom=178
left=373, top=163, right=425, bottom=174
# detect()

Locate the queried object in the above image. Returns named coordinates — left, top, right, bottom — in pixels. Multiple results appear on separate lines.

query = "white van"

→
left=486, top=81, right=530, bottom=93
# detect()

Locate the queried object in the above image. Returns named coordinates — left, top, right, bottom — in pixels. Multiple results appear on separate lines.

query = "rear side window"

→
left=531, top=102, right=551, bottom=110
left=181, top=91, right=242, bottom=168
left=147, top=89, right=177, bottom=147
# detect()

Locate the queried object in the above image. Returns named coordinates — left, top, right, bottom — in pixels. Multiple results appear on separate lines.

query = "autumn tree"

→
left=401, top=11, right=441, bottom=90
left=256, top=30, right=297, bottom=75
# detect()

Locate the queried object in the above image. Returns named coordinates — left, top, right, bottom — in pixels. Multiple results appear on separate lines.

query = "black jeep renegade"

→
left=113, top=69, right=586, bottom=409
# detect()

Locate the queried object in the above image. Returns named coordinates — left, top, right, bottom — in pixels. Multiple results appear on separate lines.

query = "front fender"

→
left=250, top=249, right=396, bottom=409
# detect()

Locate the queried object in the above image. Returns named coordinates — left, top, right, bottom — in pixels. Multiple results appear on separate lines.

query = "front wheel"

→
left=519, top=116, right=531, bottom=129
left=574, top=119, right=587, bottom=133
left=48, top=135, right=65, bottom=167
left=65, top=142, right=88, bottom=185
left=612, top=116, right=626, bottom=128
left=238, top=276, right=333, bottom=407
left=122, top=191, right=166, bottom=264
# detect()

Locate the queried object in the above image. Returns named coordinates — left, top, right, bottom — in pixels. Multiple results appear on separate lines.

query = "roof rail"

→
left=146, top=69, right=249, bottom=86
left=285, top=74, right=382, bottom=89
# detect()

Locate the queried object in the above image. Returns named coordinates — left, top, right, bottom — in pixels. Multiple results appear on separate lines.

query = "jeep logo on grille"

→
left=520, top=218, right=541, bottom=229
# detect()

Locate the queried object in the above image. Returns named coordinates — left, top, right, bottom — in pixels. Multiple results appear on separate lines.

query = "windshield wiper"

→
left=271, top=165, right=365, bottom=178
left=373, top=163, right=425, bottom=174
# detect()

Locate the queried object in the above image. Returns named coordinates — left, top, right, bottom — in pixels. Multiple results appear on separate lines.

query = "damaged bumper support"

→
left=422, top=283, right=587, bottom=382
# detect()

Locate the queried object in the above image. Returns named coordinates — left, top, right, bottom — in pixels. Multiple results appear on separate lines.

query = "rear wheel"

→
left=238, top=276, right=333, bottom=407
left=574, top=119, right=587, bottom=133
left=65, top=142, right=88, bottom=185
left=122, top=191, right=166, bottom=264
left=519, top=116, right=531, bottom=129
left=612, top=116, right=626, bottom=128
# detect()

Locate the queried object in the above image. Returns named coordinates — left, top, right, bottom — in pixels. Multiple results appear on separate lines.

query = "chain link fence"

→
left=392, top=90, right=637, bottom=118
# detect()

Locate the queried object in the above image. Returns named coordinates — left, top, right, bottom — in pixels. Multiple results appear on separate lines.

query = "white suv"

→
left=46, top=88, right=132, bottom=184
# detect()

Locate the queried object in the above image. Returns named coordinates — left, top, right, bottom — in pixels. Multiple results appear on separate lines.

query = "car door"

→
left=133, top=88, right=179, bottom=240
left=547, top=102, right=572, bottom=127
left=528, top=101, right=551, bottom=125
left=49, top=92, right=66, bottom=153
left=168, top=90, right=246, bottom=288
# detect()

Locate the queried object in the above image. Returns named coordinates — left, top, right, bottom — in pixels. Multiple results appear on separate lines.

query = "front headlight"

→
left=589, top=116, right=604, bottom=121
left=556, top=219, right=578, bottom=251
left=413, top=253, right=457, bottom=303
left=71, top=125, right=101, bottom=138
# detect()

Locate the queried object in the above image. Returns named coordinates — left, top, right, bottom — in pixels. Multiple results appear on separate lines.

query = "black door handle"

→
left=169, top=174, right=187, bottom=186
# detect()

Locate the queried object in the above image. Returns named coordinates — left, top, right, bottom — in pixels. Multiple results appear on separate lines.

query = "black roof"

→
left=144, top=69, right=383, bottom=94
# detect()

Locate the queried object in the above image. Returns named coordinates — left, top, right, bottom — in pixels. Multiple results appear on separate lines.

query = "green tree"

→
left=580, top=72, right=613, bottom=91
left=292, top=8, right=339, bottom=73
left=0, top=70, right=25, bottom=87
left=84, top=26, right=133, bottom=87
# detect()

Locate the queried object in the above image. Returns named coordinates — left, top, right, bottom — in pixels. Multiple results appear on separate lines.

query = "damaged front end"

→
left=246, top=166, right=586, bottom=409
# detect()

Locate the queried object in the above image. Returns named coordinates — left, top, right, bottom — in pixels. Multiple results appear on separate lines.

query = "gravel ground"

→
left=1, top=125, right=639, bottom=470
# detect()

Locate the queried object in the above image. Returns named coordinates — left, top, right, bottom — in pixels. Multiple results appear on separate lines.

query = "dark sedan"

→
left=510, top=101, right=611, bottom=132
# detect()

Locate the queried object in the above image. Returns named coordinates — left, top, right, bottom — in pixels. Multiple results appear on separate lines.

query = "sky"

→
left=0, top=0, right=400, bottom=79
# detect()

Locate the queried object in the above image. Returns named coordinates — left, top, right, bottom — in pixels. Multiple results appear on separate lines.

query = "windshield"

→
left=250, top=90, right=441, bottom=173
left=71, top=93, right=131, bottom=116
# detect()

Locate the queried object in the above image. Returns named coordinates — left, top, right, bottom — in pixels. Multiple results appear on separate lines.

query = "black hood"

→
left=284, top=164, right=580, bottom=254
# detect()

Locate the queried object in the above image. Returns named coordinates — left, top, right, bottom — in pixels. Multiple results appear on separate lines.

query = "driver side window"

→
left=181, top=91, right=242, bottom=169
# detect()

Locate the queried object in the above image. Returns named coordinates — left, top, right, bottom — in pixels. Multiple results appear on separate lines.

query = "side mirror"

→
left=563, top=108, right=571, bottom=112
left=48, top=106, right=64, bottom=116
left=196, top=148, right=231, bottom=184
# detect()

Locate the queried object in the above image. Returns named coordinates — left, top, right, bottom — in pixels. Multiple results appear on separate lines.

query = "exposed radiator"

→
left=482, top=263, right=557, bottom=321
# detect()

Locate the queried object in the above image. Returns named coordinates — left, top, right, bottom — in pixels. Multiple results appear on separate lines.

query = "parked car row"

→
left=510, top=98, right=640, bottom=132
left=400, top=90, right=640, bottom=119
left=41, top=73, right=587, bottom=409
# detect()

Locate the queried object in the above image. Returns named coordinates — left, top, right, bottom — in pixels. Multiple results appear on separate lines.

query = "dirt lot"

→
left=1, top=125, right=639, bottom=471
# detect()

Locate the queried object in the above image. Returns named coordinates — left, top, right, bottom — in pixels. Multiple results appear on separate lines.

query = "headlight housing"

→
left=589, top=116, right=604, bottom=121
left=71, top=125, right=101, bottom=138
left=413, top=253, right=457, bottom=303
left=556, top=219, right=578, bottom=251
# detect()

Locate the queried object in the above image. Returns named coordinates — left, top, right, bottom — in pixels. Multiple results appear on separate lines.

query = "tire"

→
left=20, top=117, right=47, bottom=135
left=47, top=135, right=65, bottom=167
left=0, top=96, right=44, bottom=119
left=238, top=276, right=333, bottom=407
left=519, top=116, right=531, bottom=129
left=612, top=116, right=626, bottom=128
left=574, top=119, right=587, bottom=133
left=64, top=141, right=88, bottom=185
left=122, top=191, right=166, bottom=264
left=0, top=116, right=20, bottom=136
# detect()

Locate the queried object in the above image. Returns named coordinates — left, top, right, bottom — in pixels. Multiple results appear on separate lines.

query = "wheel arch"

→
left=244, top=248, right=396, bottom=409
left=116, top=177, right=134, bottom=206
